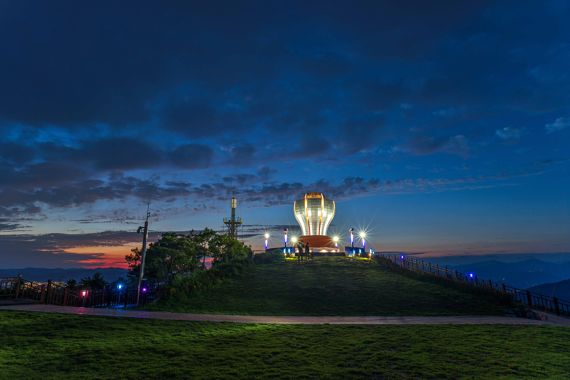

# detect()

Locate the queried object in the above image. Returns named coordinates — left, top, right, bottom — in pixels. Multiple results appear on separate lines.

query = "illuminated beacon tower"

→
left=293, top=193, right=336, bottom=251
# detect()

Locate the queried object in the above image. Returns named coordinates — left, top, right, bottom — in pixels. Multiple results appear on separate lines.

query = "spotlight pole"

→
left=136, top=205, right=150, bottom=306
left=350, top=228, right=354, bottom=248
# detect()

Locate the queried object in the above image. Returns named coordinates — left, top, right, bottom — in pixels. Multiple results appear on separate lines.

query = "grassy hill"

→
left=1, top=311, right=569, bottom=379
left=149, top=256, right=508, bottom=316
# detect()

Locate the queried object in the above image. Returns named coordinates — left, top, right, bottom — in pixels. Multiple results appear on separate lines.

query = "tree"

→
left=80, top=272, right=108, bottom=290
left=124, top=229, right=253, bottom=291
left=66, top=279, right=77, bottom=290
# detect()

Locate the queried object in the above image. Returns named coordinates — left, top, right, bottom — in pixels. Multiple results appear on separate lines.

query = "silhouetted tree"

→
left=80, top=272, right=108, bottom=290
left=66, top=279, right=77, bottom=290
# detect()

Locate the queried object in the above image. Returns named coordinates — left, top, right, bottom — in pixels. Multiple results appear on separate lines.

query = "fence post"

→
left=14, top=277, right=21, bottom=299
left=526, top=290, right=533, bottom=307
left=39, top=284, right=46, bottom=303
left=45, top=280, right=52, bottom=304
left=553, top=297, right=560, bottom=315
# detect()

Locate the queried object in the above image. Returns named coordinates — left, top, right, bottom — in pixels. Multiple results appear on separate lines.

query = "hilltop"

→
left=149, top=256, right=508, bottom=316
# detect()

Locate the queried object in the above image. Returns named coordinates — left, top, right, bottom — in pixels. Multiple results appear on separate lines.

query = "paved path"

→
left=1, top=304, right=568, bottom=326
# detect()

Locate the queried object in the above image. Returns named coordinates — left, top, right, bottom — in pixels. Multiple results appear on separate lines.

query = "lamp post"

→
left=291, top=236, right=298, bottom=256
left=359, top=231, right=366, bottom=249
left=117, top=283, right=123, bottom=305
left=283, top=228, right=288, bottom=248
left=136, top=207, right=150, bottom=306
left=264, top=232, right=270, bottom=250
left=349, top=228, right=354, bottom=248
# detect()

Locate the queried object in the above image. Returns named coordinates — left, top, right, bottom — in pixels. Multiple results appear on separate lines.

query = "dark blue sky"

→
left=0, top=1, right=569, bottom=267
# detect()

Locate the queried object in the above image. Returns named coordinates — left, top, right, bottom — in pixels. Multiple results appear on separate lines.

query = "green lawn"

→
left=1, top=311, right=569, bottom=379
left=149, top=256, right=508, bottom=316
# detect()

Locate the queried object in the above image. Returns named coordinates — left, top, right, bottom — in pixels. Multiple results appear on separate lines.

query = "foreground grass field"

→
left=150, top=256, right=507, bottom=315
left=1, top=311, right=569, bottom=379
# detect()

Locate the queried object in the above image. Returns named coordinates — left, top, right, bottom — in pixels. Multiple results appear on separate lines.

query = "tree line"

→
left=62, top=229, right=252, bottom=302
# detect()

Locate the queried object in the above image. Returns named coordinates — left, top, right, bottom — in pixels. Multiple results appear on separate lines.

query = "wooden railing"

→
left=378, top=254, right=570, bottom=317
left=0, top=277, right=151, bottom=308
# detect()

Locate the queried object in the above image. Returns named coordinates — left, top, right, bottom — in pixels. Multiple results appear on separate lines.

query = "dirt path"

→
left=2, top=304, right=568, bottom=326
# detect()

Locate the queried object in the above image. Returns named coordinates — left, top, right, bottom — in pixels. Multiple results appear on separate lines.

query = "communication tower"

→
left=223, top=196, right=242, bottom=239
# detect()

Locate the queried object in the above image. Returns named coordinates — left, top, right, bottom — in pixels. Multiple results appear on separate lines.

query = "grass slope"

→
left=151, top=257, right=507, bottom=316
left=1, top=311, right=569, bottom=379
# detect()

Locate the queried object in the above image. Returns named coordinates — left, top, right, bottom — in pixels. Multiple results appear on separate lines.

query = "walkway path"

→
left=2, top=304, right=568, bottom=325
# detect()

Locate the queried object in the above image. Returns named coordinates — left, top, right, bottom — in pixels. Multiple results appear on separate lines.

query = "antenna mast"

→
left=223, top=196, right=242, bottom=239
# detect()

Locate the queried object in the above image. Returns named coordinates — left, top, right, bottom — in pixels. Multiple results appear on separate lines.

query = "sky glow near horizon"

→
left=0, top=1, right=569, bottom=268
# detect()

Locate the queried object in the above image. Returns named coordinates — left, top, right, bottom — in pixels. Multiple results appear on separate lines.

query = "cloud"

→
left=0, top=142, right=36, bottom=165
left=83, top=138, right=164, bottom=170
left=163, top=102, right=219, bottom=138
left=228, top=143, right=256, bottom=166
left=169, top=144, right=214, bottom=169
left=0, top=222, right=27, bottom=231
left=406, top=134, right=470, bottom=157
left=545, top=117, right=570, bottom=134
left=496, top=127, right=522, bottom=140
left=0, top=174, right=192, bottom=217
left=0, top=231, right=162, bottom=268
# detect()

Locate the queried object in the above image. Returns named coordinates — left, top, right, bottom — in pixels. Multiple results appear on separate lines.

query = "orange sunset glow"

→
left=63, top=243, right=139, bottom=268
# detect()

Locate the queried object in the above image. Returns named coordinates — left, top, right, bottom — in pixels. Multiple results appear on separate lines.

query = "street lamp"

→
left=359, top=231, right=366, bottom=249
left=283, top=228, right=288, bottom=248
left=349, top=228, right=354, bottom=248
left=264, top=232, right=270, bottom=250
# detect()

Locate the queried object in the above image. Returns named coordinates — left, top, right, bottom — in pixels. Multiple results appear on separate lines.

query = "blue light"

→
left=117, top=283, right=123, bottom=290
left=468, top=272, right=475, bottom=279
left=400, top=255, right=405, bottom=260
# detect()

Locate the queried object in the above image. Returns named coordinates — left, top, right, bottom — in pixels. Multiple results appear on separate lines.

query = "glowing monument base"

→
left=299, top=235, right=342, bottom=253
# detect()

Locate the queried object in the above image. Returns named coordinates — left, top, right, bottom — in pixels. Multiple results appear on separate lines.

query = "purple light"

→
left=141, top=287, right=148, bottom=293
left=400, top=255, right=404, bottom=260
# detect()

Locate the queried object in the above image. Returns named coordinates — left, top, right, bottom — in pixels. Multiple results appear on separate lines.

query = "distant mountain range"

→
left=421, top=256, right=570, bottom=289
left=450, top=259, right=570, bottom=289
left=528, top=279, right=570, bottom=301
left=0, top=268, right=128, bottom=283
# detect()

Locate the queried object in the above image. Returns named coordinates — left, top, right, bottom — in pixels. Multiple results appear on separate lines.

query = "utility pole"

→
left=223, top=196, right=242, bottom=239
left=136, top=205, right=150, bottom=306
